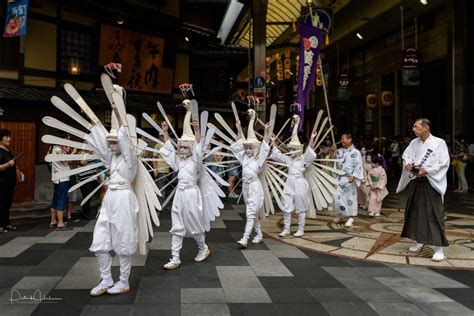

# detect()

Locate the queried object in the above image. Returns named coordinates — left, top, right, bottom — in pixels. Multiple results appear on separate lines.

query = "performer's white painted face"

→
left=108, top=140, right=121, bottom=154
left=365, top=154, right=372, bottom=163
left=360, top=147, right=366, bottom=156
left=179, top=144, right=192, bottom=159
left=244, top=145, right=257, bottom=158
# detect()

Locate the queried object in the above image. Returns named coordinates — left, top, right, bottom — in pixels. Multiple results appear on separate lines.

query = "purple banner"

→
left=296, top=22, right=323, bottom=131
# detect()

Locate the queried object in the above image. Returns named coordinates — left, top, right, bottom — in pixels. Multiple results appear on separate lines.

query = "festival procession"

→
left=1, top=0, right=474, bottom=315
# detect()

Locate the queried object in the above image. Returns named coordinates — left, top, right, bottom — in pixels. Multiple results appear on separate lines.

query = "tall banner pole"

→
left=318, top=56, right=336, bottom=145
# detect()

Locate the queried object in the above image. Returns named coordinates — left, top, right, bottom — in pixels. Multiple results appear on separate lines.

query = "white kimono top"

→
left=270, top=146, right=316, bottom=213
left=160, top=140, right=205, bottom=236
left=230, top=139, right=270, bottom=218
left=396, top=134, right=450, bottom=196
left=86, top=125, right=139, bottom=256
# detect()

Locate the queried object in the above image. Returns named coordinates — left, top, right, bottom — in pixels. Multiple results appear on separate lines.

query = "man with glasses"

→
left=396, top=118, right=450, bottom=261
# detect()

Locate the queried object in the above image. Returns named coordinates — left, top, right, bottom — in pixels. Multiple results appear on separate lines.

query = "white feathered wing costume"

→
left=211, top=105, right=287, bottom=220
left=41, top=73, right=161, bottom=256
left=140, top=98, right=228, bottom=232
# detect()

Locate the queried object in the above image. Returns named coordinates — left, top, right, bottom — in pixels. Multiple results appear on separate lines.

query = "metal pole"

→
left=318, top=55, right=336, bottom=144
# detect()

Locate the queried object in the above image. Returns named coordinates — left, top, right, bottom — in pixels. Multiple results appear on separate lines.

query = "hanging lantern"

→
left=338, top=73, right=349, bottom=86
left=366, top=94, right=377, bottom=108
left=277, top=71, right=283, bottom=81
left=69, top=57, right=81, bottom=75
left=276, top=60, right=283, bottom=71
left=381, top=91, right=393, bottom=107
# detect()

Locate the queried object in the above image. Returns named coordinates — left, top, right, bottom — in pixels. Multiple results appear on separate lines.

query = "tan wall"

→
left=0, top=70, right=18, bottom=80
left=24, top=75, right=55, bottom=87
left=24, top=19, right=57, bottom=71
left=59, top=80, right=94, bottom=90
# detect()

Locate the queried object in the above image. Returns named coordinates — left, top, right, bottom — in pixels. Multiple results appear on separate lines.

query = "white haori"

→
left=396, top=134, right=450, bottom=197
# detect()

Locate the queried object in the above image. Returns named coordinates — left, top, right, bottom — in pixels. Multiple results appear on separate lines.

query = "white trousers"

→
left=170, top=233, right=207, bottom=261
left=242, top=218, right=262, bottom=241
left=96, top=252, right=132, bottom=284
left=282, top=212, right=306, bottom=233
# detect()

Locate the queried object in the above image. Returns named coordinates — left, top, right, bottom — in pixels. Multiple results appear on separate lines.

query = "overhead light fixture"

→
left=356, top=33, right=363, bottom=40
left=116, top=15, right=124, bottom=25
left=420, top=0, right=428, bottom=5
left=185, top=36, right=190, bottom=42
left=217, top=0, right=245, bottom=44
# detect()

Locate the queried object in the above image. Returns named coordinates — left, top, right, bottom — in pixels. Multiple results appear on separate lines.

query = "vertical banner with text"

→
left=3, top=0, right=29, bottom=38
left=296, top=22, right=323, bottom=130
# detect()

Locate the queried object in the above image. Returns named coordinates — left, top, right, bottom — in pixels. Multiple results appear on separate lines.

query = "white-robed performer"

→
left=41, top=74, right=161, bottom=297
left=331, top=133, right=363, bottom=228
left=230, top=110, right=272, bottom=248
left=159, top=110, right=211, bottom=270
left=270, top=114, right=316, bottom=237
left=396, top=118, right=450, bottom=261
left=87, top=125, right=138, bottom=295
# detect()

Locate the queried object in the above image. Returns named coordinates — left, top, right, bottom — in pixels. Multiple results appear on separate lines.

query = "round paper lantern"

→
left=381, top=91, right=393, bottom=107
left=366, top=94, right=377, bottom=108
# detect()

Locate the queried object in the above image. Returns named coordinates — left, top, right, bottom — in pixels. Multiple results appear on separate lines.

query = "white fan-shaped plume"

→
left=214, top=104, right=286, bottom=218
left=42, top=73, right=161, bottom=256
left=142, top=97, right=228, bottom=232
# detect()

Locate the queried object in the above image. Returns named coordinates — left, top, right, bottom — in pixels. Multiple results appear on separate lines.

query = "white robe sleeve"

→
left=396, top=140, right=416, bottom=193
left=159, top=140, right=179, bottom=172
left=424, top=140, right=450, bottom=195
left=351, top=150, right=364, bottom=186
left=193, top=142, right=203, bottom=175
left=230, top=139, right=245, bottom=164
left=85, top=125, right=112, bottom=166
left=117, top=126, right=137, bottom=170
left=256, top=141, right=270, bottom=170
left=270, top=147, right=291, bottom=164
left=303, top=146, right=317, bottom=166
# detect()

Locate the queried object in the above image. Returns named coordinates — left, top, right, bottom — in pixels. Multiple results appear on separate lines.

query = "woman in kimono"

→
left=366, top=152, right=388, bottom=217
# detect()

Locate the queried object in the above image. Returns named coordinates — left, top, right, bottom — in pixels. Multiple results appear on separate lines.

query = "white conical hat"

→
left=288, top=114, right=302, bottom=147
left=243, top=109, right=260, bottom=146
left=180, top=99, right=195, bottom=142
left=106, top=128, right=118, bottom=141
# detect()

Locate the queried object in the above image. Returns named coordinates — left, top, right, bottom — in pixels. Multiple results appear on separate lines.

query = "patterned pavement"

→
left=262, top=180, right=474, bottom=269
left=1, top=200, right=474, bottom=315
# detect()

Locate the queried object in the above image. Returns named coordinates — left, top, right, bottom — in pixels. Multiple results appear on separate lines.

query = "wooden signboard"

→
left=99, top=24, right=173, bottom=94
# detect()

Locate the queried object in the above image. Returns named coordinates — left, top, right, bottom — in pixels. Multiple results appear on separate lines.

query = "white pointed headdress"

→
left=288, top=114, right=303, bottom=148
left=243, top=109, right=260, bottom=146
left=179, top=99, right=195, bottom=142
left=106, top=128, right=118, bottom=141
